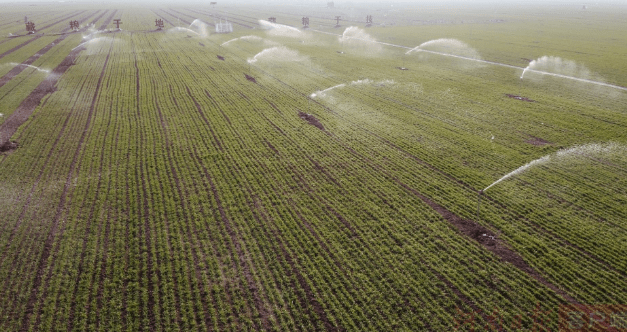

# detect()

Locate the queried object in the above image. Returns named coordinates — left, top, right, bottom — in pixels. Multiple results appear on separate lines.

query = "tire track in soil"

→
left=0, top=68, right=96, bottom=329
left=239, top=61, right=585, bottom=304
left=197, top=92, right=297, bottom=331
left=210, top=39, right=566, bottom=309
left=0, top=10, right=103, bottom=90
left=325, top=129, right=579, bottom=305
left=146, top=38, right=213, bottom=330
left=0, top=54, right=98, bottom=270
left=184, top=86, right=224, bottom=152
left=18, top=39, right=114, bottom=332
left=483, top=189, right=627, bottom=279
left=130, top=36, right=158, bottom=332
left=213, top=93, right=363, bottom=329
left=51, top=64, right=111, bottom=331
left=173, top=93, right=263, bottom=329
left=230, top=92, right=359, bottom=328
left=247, top=195, right=338, bottom=332
left=0, top=10, right=86, bottom=60
left=151, top=91, right=188, bottom=331
left=402, top=183, right=579, bottom=304
left=0, top=9, right=117, bottom=146
left=255, top=111, right=441, bottom=327
left=164, top=85, right=218, bottom=331
left=92, top=96, right=119, bottom=328
left=251, top=37, right=626, bottom=281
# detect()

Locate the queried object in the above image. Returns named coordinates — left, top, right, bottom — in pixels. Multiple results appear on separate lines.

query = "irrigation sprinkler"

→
left=302, top=17, right=309, bottom=29
left=215, top=18, right=232, bottom=33
left=268, top=17, right=277, bottom=23
left=113, top=19, right=122, bottom=30
left=334, top=16, right=341, bottom=28
left=155, top=19, right=164, bottom=30
left=365, top=15, right=373, bottom=27
left=25, top=21, right=36, bottom=34
left=69, top=20, right=79, bottom=31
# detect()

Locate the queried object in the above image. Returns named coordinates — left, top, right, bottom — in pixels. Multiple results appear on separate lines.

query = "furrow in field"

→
left=129, top=37, right=158, bottom=332
left=0, top=10, right=86, bottom=60
left=18, top=39, right=114, bottom=332
left=0, top=10, right=101, bottom=90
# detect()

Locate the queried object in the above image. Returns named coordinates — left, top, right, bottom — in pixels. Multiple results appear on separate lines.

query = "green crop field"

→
left=1, top=1, right=626, bottom=331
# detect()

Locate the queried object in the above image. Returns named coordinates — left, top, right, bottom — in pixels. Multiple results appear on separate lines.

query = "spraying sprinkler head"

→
left=478, top=190, right=484, bottom=195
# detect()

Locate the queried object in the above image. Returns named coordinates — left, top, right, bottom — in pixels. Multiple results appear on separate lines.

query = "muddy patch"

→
left=298, top=111, right=325, bottom=131
left=217, top=55, right=225, bottom=61
left=198, top=42, right=205, bottom=47
left=244, top=73, right=256, bottom=83
left=0, top=140, right=18, bottom=153
left=525, top=135, right=551, bottom=146
left=505, top=94, right=535, bottom=102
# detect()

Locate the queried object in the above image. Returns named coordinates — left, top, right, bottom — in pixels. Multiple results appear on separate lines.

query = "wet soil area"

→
left=505, top=94, right=535, bottom=102
left=0, top=140, right=18, bottom=153
left=244, top=73, right=256, bottom=83
left=298, top=111, right=325, bottom=131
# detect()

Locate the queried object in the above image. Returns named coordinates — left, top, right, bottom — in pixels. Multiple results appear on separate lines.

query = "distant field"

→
left=1, top=2, right=626, bottom=331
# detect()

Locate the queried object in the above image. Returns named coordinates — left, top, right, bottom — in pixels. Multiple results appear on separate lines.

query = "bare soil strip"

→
left=0, top=12, right=77, bottom=46
left=398, top=182, right=578, bottom=304
left=0, top=11, right=86, bottom=60
left=0, top=9, right=117, bottom=146
left=249, top=66, right=584, bottom=304
left=0, top=10, right=103, bottom=90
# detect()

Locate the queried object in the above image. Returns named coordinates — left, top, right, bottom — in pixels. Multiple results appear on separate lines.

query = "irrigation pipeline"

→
left=309, top=29, right=627, bottom=92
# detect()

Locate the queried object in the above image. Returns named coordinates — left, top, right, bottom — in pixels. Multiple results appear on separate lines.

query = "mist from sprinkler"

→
left=519, top=55, right=627, bottom=91
left=247, top=46, right=306, bottom=64
left=221, top=35, right=263, bottom=46
left=483, top=142, right=626, bottom=193
left=2, top=62, right=50, bottom=73
left=189, top=19, right=209, bottom=37
left=310, top=78, right=395, bottom=98
left=168, top=27, right=200, bottom=35
left=476, top=142, right=626, bottom=220
left=259, top=20, right=302, bottom=38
